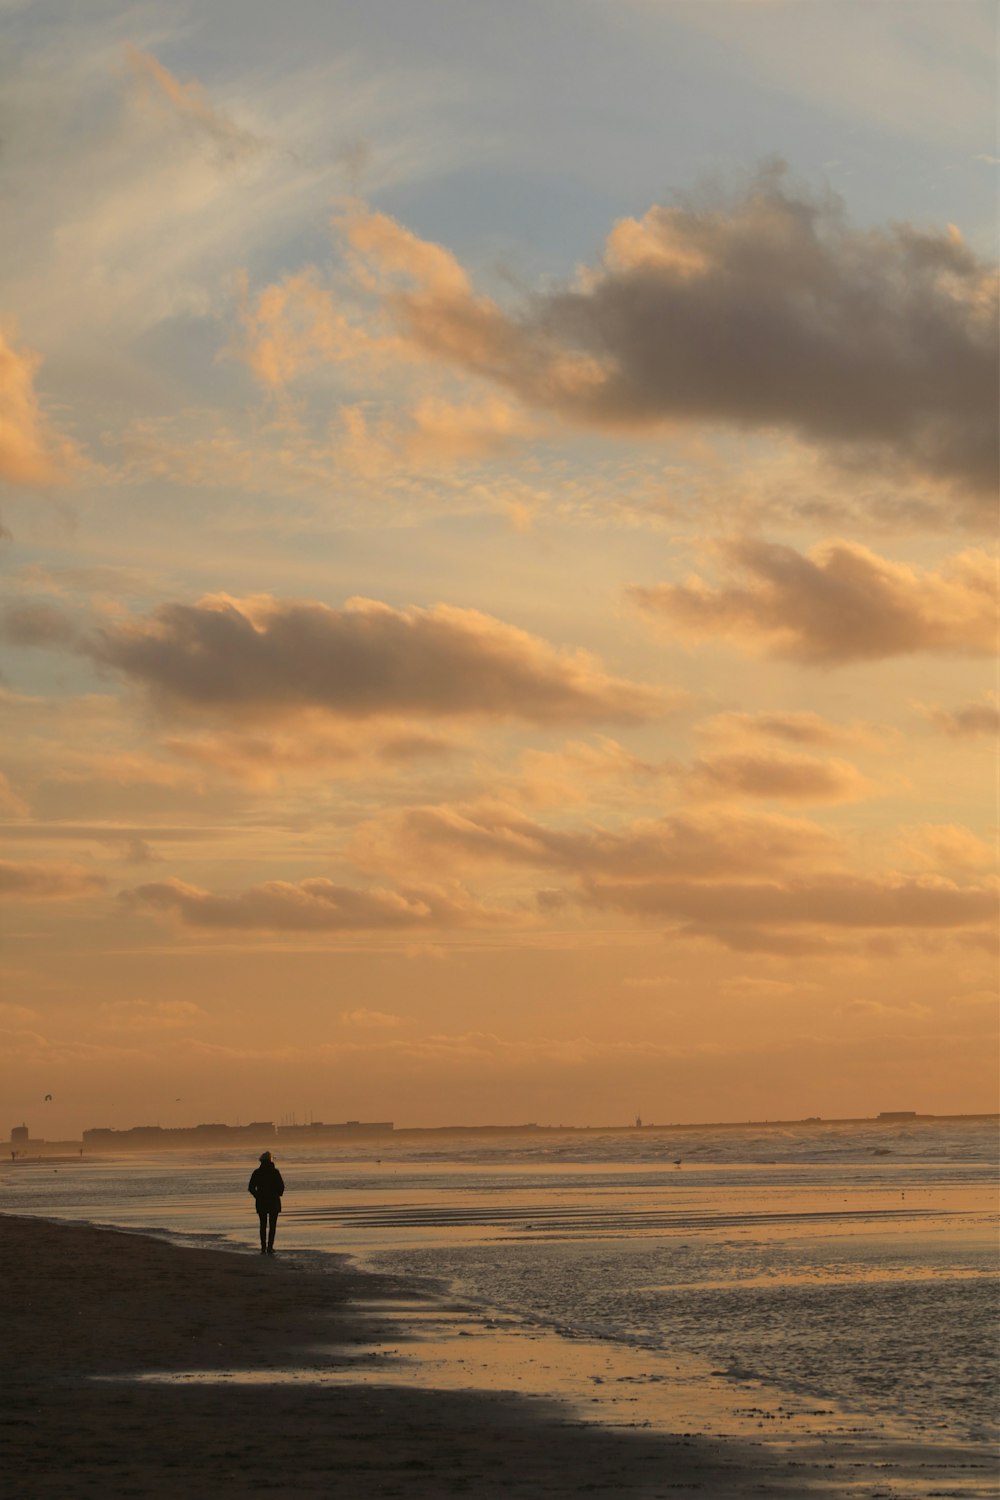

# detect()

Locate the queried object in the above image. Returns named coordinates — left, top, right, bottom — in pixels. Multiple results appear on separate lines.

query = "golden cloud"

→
left=336, top=396, right=535, bottom=474
left=697, top=710, right=884, bottom=749
left=685, top=750, right=872, bottom=803
left=896, top=823, right=995, bottom=874
left=629, top=539, right=995, bottom=664
left=0, top=328, right=77, bottom=487
left=235, top=269, right=386, bottom=389
left=353, top=802, right=838, bottom=881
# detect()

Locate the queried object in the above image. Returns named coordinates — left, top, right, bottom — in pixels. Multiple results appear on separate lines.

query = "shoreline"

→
left=2, top=1212, right=994, bottom=1498
left=11, top=1111, right=999, bottom=1158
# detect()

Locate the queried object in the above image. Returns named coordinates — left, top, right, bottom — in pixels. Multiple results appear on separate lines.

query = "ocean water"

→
left=3, top=1118, right=997, bottom=1446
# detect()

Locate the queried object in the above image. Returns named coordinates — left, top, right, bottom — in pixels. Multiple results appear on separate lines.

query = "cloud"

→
left=584, top=871, right=997, bottom=939
left=12, top=562, right=158, bottom=600
left=0, top=772, right=28, bottom=819
left=354, top=802, right=838, bottom=881
left=235, top=268, right=385, bottom=388
left=0, top=327, right=77, bottom=486
left=920, top=693, right=1000, bottom=738
left=339, top=1007, right=400, bottom=1029
left=124, top=875, right=511, bottom=932
left=164, top=723, right=459, bottom=785
left=0, top=823, right=214, bottom=863
left=86, top=593, right=660, bottom=725
left=508, top=735, right=667, bottom=807
left=336, top=396, right=536, bottom=473
left=629, top=539, right=995, bottom=664
left=897, top=824, right=995, bottom=875
left=685, top=751, right=872, bottom=803
left=335, top=168, right=997, bottom=493
left=0, top=1002, right=40, bottom=1027
left=124, top=46, right=266, bottom=166
left=0, top=859, right=106, bottom=900
left=234, top=261, right=536, bottom=473
left=697, top=710, right=882, bottom=750
left=719, top=976, right=811, bottom=1002
left=0, top=598, right=79, bottom=647
left=97, top=998, right=206, bottom=1033
left=0, top=36, right=352, bottom=388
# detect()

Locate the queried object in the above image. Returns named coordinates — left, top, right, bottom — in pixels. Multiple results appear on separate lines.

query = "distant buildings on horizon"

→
left=79, top=1119, right=395, bottom=1149
left=6, top=1109, right=997, bottom=1154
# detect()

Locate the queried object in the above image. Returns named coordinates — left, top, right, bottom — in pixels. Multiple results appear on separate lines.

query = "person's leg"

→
left=258, top=1209, right=267, bottom=1252
left=266, top=1208, right=277, bottom=1252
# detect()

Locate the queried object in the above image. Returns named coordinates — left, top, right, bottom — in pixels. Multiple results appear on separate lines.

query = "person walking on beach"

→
left=248, top=1150, right=284, bottom=1255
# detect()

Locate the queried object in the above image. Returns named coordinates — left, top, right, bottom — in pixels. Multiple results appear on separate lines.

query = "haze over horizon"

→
left=1, top=1, right=997, bottom=1140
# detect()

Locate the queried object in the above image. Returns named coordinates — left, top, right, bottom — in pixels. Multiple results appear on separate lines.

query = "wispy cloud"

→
left=164, top=723, right=459, bottom=786
left=584, top=871, right=997, bottom=943
left=97, top=997, right=207, bottom=1032
left=0, top=858, right=106, bottom=900
left=685, top=750, right=872, bottom=803
left=697, top=710, right=885, bottom=750
left=353, top=802, right=838, bottom=880
left=125, top=875, right=514, bottom=932
left=896, top=824, right=995, bottom=875
left=339, top=1007, right=400, bottom=1029
left=0, top=327, right=79, bottom=485
left=124, top=45, right=268, bottom=166
left=918, top=693, right=1000, bottom=738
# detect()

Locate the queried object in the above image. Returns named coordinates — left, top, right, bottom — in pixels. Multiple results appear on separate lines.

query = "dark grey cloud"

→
left=629, top=538, right=994, bottom=665
left=85, top=595, right=659, bottom=725
left=368, top=167, right=997, bottom=497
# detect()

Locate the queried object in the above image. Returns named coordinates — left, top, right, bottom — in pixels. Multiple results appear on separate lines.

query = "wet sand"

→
left=1, top=1213, right=993, bottom=1498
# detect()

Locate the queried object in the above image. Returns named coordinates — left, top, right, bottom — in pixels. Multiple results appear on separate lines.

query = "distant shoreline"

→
left=8, top=1110, right=998, bottom=1156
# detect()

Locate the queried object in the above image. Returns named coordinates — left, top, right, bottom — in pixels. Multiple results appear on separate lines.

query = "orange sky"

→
left=1, top=2, right=997, bottom=1137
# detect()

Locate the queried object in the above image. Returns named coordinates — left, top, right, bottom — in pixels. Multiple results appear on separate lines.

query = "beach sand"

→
left=1, top=1213, right=993, bottom=1498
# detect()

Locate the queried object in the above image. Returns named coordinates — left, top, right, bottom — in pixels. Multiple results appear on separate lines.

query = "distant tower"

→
left=10, top=1124, right=29, bottom=1144
left=634, top=1114, right=642, bottom=1128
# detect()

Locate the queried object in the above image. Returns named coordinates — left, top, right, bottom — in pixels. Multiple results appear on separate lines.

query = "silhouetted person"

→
left=248, top=1150, right=284, bottom=1254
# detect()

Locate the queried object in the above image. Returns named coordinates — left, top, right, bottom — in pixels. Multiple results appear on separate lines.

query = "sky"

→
left=1, top=0, right=997, bottom=1138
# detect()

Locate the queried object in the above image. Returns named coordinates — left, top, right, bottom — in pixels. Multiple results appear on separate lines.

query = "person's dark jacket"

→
left=248, top=1161, right=285, bottom=1214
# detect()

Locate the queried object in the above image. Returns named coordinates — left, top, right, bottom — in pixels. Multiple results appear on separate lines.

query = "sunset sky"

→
left=1, top=0, right=997, bottom=1137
